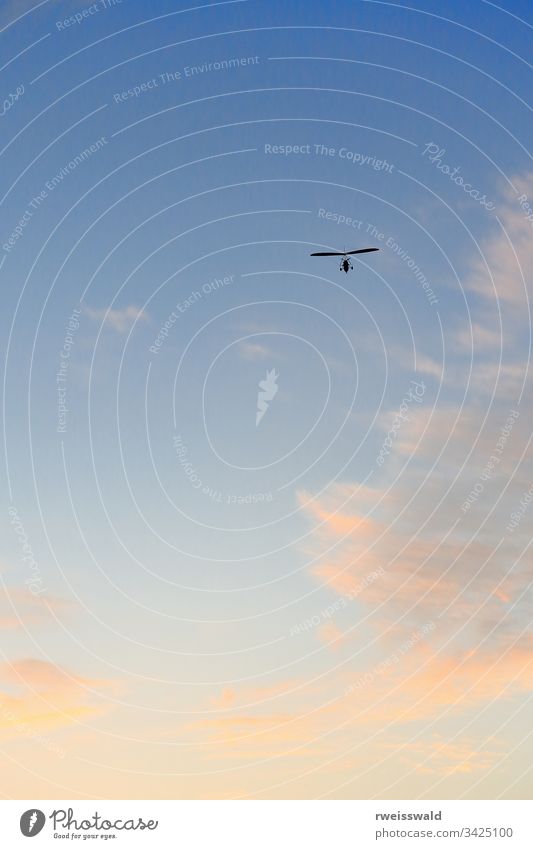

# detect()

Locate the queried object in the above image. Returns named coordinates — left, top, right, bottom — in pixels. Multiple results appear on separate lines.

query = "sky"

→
left=1, top=0, right=533, bottom=800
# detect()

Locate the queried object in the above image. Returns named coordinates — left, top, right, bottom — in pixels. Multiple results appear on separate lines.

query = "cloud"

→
left=83, top=305, right=149, bottom=333
left=0, top=588, right=73, bottom=630
left=372, top=396, right=526, bottom=483
left=209, top=679, right=304, bottom=711
left=0, top=659, right=118, bottom=738
left=464, top=361, right=528, bottom=399
left=317, top=622, right=345, bottom=649
left=184, top=710, right=334, bottom=764
left=390, top=348, right=443, bottom=380
left=465, top=171, right=533, bottom=306
left=343, top=640, right=533, bottom=727
left=182, top=677, right=339, bottom=766
left=454, top=322, right=504, bottom=353
left=182, top=638, right=532, bottom=778
left=238, top=342, right=277, bottom=360
left=210, top=687, right=237, bottom=709
left=388, top=735, right=503, bottom=776
left=413, top=353, right=443, bottom=379
left=297, top=476, right=533, bottom=646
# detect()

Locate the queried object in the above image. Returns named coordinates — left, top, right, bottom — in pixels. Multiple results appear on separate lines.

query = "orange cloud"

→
left=209, top=679, right=304, bottom=711
left=182, top=638, right=532, bottom=780
left=340, top=640, right=533, bottom=728
left=387, top=735, right=503, bottom=776
left=0, top=588, right=73, bottom=630
left=210, top=687, right=237, bottom=709
left=0, top=659, right=118, bottom=739
left=317, top=622, right=345, bottom=649
left=298, top=480, right=533, bottom=647
left=185, top=708, right=337, bottom=767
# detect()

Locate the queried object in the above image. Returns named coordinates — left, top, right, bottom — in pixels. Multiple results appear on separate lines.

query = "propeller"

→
left=310, top=248, right=380, bottom=256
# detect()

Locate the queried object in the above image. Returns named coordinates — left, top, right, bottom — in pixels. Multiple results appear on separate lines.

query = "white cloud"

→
left=238, top=341, right=276, bottom=360
left=466, top=171, right=533, bottom=307
left=84, top=305, right=149, bottom=334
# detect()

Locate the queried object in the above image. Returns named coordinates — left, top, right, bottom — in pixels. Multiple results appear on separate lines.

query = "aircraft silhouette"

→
left=310, top=247, right=379, bottom=273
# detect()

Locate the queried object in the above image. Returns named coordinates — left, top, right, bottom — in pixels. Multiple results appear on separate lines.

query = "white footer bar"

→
left=2, top=799, right=531, bottom=847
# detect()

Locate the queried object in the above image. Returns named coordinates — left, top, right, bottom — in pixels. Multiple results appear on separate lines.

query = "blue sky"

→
left=1, top=0, right=533, bottom=800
